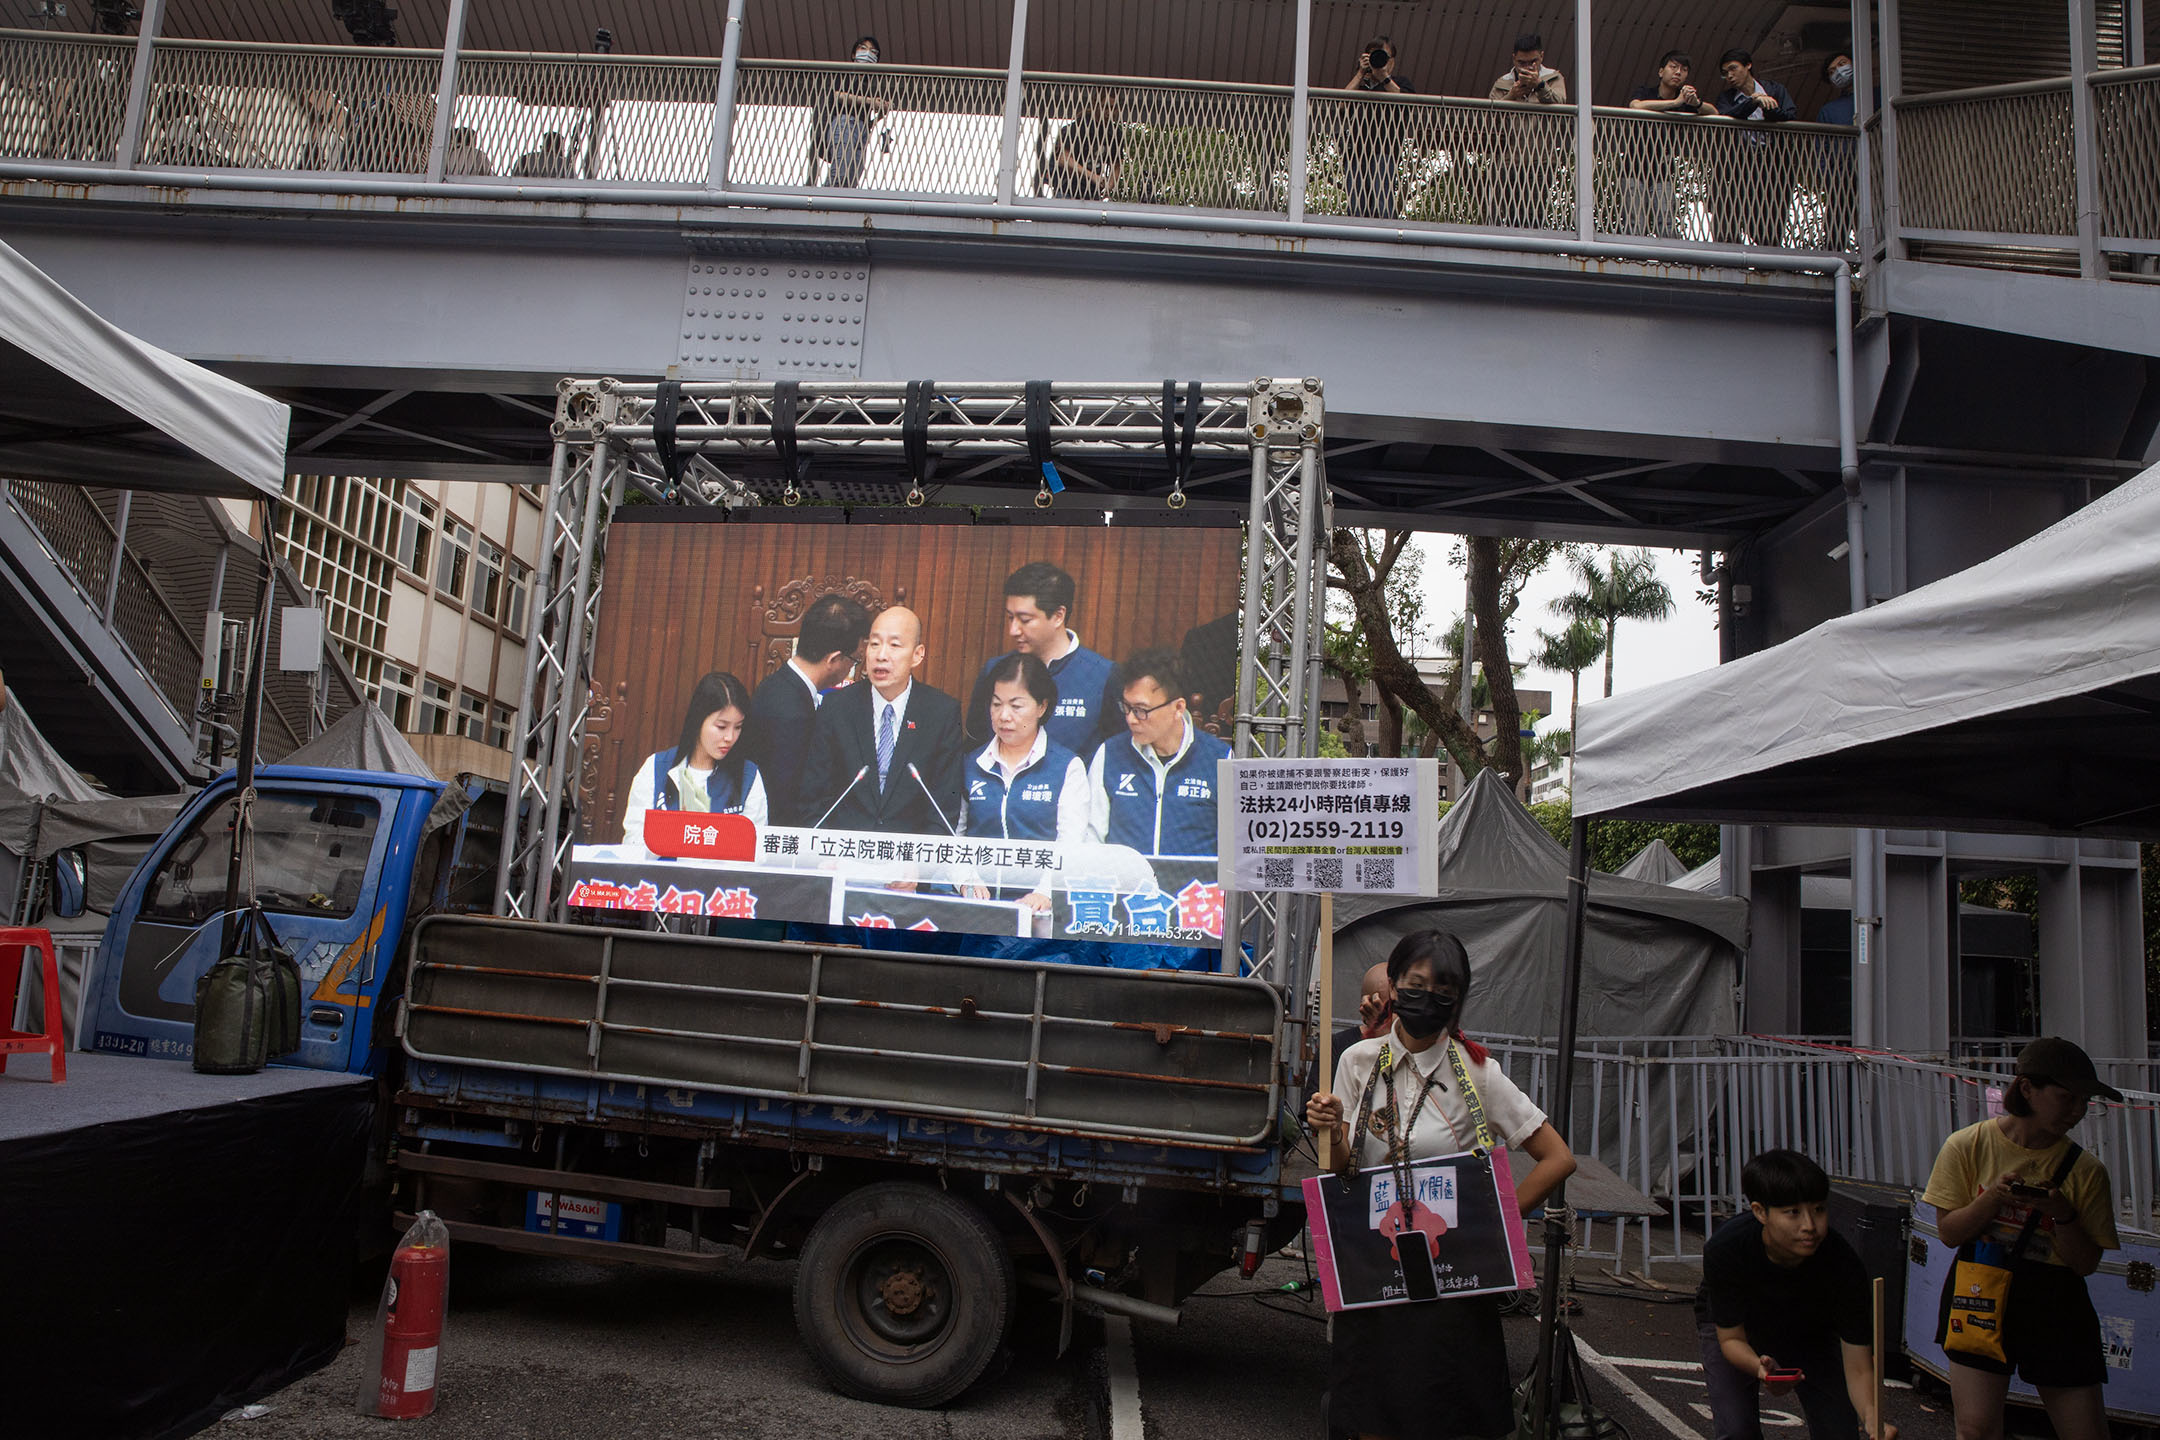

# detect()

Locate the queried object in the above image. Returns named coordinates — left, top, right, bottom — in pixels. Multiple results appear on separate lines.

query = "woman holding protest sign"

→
left=1923, top=1037, right=2119, bottom=1440
left=1306, top=929, right=1576, bottom=1440
left=620, top=671, right=769, bottom=851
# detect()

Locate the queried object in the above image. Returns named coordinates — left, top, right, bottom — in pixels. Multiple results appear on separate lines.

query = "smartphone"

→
left=2008, top=1182, right=2049, bottom=1200
left=1397, top=1236, right=1439, bottom=1301
left=1763, top=1368, right=1804, bottom=1384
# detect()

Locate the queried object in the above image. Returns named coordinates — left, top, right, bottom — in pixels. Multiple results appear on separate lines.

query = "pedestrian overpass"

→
left=0, top=0, right=2155, bottom=1055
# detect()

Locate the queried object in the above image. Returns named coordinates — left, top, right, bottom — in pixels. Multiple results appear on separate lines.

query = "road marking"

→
left=1604, top=1356, right=1708, bottom=1373
left=1105, top=1315, right=1144, bottom=1440
left=1572, top=1336, right=1705, bottom=1440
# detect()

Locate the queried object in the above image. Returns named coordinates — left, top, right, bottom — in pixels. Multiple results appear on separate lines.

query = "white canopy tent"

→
left=1571, top=460, right=2160, bottom=837
left=0, top=238, right=289, bottom=500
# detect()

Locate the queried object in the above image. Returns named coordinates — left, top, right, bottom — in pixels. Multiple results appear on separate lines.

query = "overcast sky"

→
left=1413, top=544, right=1720, bottom=729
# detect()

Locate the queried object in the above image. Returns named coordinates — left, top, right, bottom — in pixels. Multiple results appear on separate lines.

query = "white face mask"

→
left=853, top=48, right=878, bottom=64
left=1830, top=62, right=1854, bottom=89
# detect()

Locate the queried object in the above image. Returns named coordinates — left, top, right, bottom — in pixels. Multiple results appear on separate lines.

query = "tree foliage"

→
left=1525, top=800, right=1721, bottom=874
left=1555, top=549, right=1675, bottom=698
left=1531, top=618, right=1606, bottom=747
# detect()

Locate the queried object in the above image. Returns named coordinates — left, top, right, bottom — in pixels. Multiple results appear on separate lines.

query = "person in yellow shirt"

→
left=1922, top=1036, right=2120, bottom=1440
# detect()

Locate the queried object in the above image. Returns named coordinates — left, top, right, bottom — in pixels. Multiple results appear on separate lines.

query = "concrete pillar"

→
left=1742, top=860, right=1804, bottom=1033
left=2039, top=845, right=2146, bottom=1055
left=1880, top=836, right=1951, bottom=1054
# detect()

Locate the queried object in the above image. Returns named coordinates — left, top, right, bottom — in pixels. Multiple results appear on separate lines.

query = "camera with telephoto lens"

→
left=1366, top=45, right=1390, bottom=69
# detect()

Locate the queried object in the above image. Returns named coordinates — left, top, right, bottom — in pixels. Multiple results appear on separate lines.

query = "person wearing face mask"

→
left=1812, top=52, right=1858, bottom=251
left=1923, top=1038, right=2119, bottom=1440
left=1305, top=929, right=1576, bottom=1440
left=811, top=35, right=892, bottom=187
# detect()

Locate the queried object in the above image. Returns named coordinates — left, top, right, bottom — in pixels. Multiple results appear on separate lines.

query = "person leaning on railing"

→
left=1482, top=33, right=1569, bottom=230
left=1811, top=53, right=1859, bottom=251
left=1049, top=89, right=1124, bottom=201
left=812, top=35, right=893, bottom=188
left=1619, top=50, right=1715, bottom=239
left=1709, top=49, right=1797, bottom=248
left=1923, top=1037, right=2120, bottom=1440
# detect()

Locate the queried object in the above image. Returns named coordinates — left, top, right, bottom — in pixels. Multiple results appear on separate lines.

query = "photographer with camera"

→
left=1340, top=36, right=1415, bottom=219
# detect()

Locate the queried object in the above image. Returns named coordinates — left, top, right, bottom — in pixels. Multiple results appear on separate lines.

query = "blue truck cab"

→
left=86, top=765, right=452, bottom=1074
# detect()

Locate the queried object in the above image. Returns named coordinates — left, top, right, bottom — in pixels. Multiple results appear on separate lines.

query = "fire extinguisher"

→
left=372, top=1212, right=450, bottom=1419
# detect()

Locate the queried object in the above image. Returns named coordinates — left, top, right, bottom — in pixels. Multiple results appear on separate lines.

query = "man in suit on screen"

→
left=800, top=605, right=965, bottom=835
left=739, top=592, right=871, bottom=826
left=964, top=561, right=1121, bottom=759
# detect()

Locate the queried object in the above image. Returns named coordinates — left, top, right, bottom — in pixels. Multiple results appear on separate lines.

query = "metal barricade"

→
left=1591, top=109, right=1857, bottom=253
left=1020, top=74, right=1290, bottom=213
left=0, top=29, right=135, bottom=164
left=1305, top=92, right=1572, bottom=229
left=138, top=38, right=442, bottom=174
left=727, top=60, right=1005, bottom=196
left=453, top=52, right=723, bottom=184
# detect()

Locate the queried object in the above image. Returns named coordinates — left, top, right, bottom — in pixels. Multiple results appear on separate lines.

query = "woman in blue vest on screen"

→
left=962, top=652, right=1090, bottom=908
left=620, top=670, right=768, bottom=851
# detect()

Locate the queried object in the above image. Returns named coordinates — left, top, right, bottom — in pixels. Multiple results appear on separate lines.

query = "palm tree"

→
left=1555, top=550, right=1674, bottom=697
left=1531, top=618, right=1607, bottom=745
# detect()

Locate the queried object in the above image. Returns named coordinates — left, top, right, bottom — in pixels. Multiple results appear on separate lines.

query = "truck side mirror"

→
left=50, top=848, right=87, bottom=919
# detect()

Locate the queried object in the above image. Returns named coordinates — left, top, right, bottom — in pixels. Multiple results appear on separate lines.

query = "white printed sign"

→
left=1218, top=758, right=1439, bottom=896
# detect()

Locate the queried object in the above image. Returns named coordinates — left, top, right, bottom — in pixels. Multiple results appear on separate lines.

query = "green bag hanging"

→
left=192, top=907, right=301, bottom=1074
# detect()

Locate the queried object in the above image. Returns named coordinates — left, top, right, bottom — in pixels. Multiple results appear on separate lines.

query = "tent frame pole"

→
left=1531, top=815, right=1592, bottom=1438
left=218, top=497, right=277, bottom=957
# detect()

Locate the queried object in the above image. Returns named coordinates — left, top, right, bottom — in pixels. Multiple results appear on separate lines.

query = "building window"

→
left=473, top=538, right=504, bottom=619
left=457, top=691, right=488, bottom=742
left=1362, top=704, right=1378, bottom=722
left=489, top=703, right=515, bottom=750
left=435, top=518, right=472, bottom=601
left=503, top=559, right=530, bottom=636
left=396, top=491, right=434, bottom=577
left=418, top=676, right=453, bottom=735
left=377, top=663, right=415, bottom=730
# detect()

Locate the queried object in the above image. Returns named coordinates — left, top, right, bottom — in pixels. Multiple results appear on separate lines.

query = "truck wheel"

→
left=792, top=1181, right=1015, bottom=1407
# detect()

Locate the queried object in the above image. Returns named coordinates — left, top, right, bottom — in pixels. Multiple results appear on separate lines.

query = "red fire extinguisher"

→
left=372, top=1212, right=450, bottom=1419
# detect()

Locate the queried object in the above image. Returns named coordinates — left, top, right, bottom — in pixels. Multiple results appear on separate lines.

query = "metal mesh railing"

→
left=453, top=52, right=722, bottom=184
left=4, top=478, right=197, bottom=719
left=0, top=29, right=135, bottom=163
left=2093, top=66, right=2160, bottom=241
left=1306, top=93, right=1573, bottom=228
left=1894, top=80, right=2076, bottom=238
left=1591, top=110, right=1857, bottom=253
left=139, top=38, right=441, bottom=174
left=728, top=60, right=1004, bottom=196
left=1021, top=75, right=1290, bottom=213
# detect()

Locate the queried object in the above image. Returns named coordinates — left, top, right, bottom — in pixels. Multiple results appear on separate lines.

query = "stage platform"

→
left=0, top=1054, right=375, bottom=1440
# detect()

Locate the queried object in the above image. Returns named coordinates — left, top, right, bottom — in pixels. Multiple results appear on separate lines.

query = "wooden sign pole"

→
left=1316, top=890, right=1336, bottom=1171
left=1871, top=1275, right=1887, bottom=1440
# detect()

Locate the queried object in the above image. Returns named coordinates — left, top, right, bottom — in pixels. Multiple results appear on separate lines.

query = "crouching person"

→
left=1698, top=1149, right=1896, bottom=1440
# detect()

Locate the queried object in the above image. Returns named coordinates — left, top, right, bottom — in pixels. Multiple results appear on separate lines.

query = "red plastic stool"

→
left=0, top=926, right=65, bottom=1083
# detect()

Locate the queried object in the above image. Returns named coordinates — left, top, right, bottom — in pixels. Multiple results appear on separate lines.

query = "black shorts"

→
left=1939, top=1258, right=2106, bottom=1389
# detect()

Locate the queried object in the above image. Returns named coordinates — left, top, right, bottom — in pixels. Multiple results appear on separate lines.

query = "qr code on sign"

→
left=1309, top=857, right=1344, bottom=890
left=1260, top=857, right=1295, bottom=889
left=1356, top=858, right=1396, bottom=890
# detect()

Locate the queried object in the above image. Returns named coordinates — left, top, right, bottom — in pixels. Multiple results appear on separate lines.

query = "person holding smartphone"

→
left=1306, top=929, right=1574, bottom=1440
left=1698, top=1149, right=1897, bottom=1440
left=1923, top=1037, right=2119, bottom=1440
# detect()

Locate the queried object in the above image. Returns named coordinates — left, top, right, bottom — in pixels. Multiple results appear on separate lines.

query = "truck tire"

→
left=792, top=1181, right=1015, bottom=1408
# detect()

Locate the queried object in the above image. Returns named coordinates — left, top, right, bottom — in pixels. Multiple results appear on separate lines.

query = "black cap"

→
left=2015, top=1035, right=2124, bottom=1103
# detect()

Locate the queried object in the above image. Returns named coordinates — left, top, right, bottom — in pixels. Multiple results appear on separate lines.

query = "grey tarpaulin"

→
left=1330, top=770, right=1745, bottom=1180
left=278, top=703, right=468, bottom=834
left=0, top=238, right=289, bottom=500
left=1571, top=459, right=2160, bottom=837
left=1673, top=855, right=1725, bottom=893
left=1614, top=838, right=1688, bottom=885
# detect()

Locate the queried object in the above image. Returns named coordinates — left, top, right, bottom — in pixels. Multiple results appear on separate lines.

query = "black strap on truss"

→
left=771, top=380, right=802, bottom=492
left=1025, top=380, right=1064, bottom=494
left=902, top=379, right=935, bottom=490
left=652, top=378, right=686, bottom=495
left=1161, top=379, right=1201, bottom=493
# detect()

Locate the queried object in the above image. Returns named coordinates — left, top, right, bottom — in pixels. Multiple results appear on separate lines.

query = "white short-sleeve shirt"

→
left=1331, top=1028, right=1548, bottom=1168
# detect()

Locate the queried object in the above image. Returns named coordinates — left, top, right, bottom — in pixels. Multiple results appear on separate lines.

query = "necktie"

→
left=876, top=701, right=896, bottom=789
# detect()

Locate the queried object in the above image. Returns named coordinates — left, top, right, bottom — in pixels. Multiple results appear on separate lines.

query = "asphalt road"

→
left=203, top=1253, right=1984, bottom=1440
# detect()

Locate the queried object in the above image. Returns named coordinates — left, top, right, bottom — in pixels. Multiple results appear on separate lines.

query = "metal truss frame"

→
left=494, top=378, right=1327, bottom=1005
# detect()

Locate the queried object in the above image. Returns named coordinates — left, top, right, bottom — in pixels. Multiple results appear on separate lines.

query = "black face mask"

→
left=1392, top=987, right=1459, bottom=1039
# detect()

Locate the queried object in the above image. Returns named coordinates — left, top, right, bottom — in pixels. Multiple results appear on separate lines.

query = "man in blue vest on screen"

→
left=1088, top=647, right=1230, bottom=857
left=967, top=561, right=1121, bottom=759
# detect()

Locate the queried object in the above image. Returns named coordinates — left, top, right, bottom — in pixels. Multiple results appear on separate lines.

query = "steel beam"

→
left=112, top=0, right=164, bottom=172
